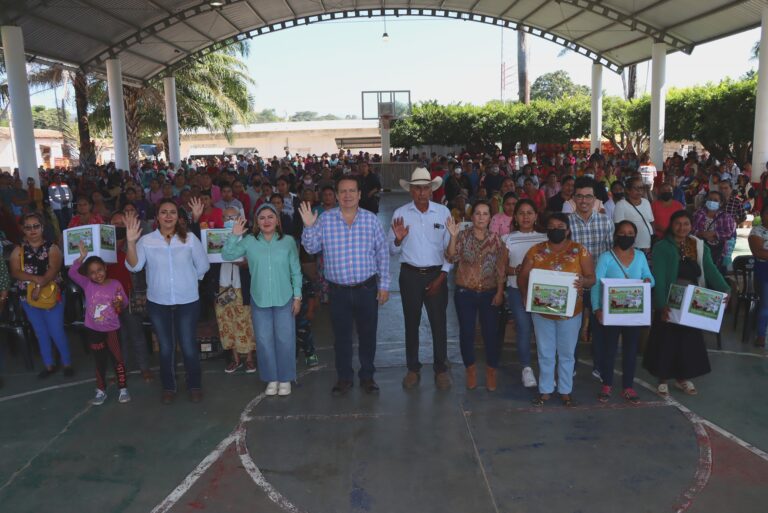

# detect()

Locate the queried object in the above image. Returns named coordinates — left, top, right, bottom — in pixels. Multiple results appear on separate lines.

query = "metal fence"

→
left=371, top=162, right=421, bottom=191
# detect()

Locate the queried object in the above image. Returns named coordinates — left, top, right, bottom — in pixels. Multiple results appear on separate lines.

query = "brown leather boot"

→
left=465, top=364, right=477, bottom=390
left=402, top=371, right=420, bottom=389
left=486, top=367, right=497, bottom=392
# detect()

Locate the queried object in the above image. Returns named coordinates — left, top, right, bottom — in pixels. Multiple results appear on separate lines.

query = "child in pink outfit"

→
left=69, top=248, right=130, bottom=406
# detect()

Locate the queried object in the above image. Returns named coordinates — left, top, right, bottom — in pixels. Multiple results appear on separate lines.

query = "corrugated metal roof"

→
left=0, top=0, right=764, bottom=83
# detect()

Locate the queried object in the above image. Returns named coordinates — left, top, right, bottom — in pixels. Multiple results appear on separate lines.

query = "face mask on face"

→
left=658, top=192, right=673, bottom=201
left=547, top=228, right=567, bottom=244
left=706, top=200, right=720, bottom=211
left=612, top=192, right=624, bottom=202
left=224, top=220, right=236, bottom=230
left=454, top=168, right=462, bottom=175
left=584, top=174, right=594, bottom=179
left=115, top=226, right=127, bottom=240
left=615, top=235, right=635, bottom=250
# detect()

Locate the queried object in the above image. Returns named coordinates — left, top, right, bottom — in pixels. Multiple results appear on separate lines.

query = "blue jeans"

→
left=506, top=287, right=533, bottom=368
left=531, top=313, right=582, bottom=395
left=147, top=300, right=201, bottom=392
left=600, top=325, right=640, bottom=389
left=454, top=287, right=500, bottom=368
left=22, top=300, right=71, bottom=367
left=328, top=279, right=378, bottom=381
left=251, top=299, right=296, bottom=383
left=582, top=290, right=603, bottom=373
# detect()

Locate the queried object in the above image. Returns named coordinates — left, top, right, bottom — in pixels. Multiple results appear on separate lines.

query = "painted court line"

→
left=576, top=358, right=768, bottom=463
left=633, top=376, right=768, bottom=463
left=461, top=407, right=501, bottom=513
left=673, top=409, right=713, bottom=513
left=247, top=412, right=387, bottom=422
left=235, top=426, right=305, bottom=513
left=707, top=349, right=768, bottom=358
left=0, top=367, right=242, bottom=403
left=151, top=365, right=325, bottom=513
left=0, top=403, right=92, bottom=492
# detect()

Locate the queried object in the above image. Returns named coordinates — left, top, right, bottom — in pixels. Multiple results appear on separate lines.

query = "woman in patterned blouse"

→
left=517, top=213, right=595, bottom=407
left=446, top=200, right=507, bottom=392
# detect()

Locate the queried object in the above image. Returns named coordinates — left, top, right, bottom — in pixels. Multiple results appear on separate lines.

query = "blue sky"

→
left=30, top=18, right=761, bottom=118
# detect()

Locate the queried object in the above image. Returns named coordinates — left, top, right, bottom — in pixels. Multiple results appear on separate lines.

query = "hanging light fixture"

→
left=382, top=14, right=390, bottom=42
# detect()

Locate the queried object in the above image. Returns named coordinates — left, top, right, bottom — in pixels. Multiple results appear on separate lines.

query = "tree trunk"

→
left=626, top=64, right=637, bottom=100
left=123, top=85, right=141, bottom=167
left=74, top=70, right=94, bottom=167
left=517, top=31, right=530, bottom=104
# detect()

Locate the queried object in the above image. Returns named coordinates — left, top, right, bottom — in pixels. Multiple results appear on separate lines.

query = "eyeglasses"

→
left=23, top=224, right=41, bottom=231
left=574, top=194, right=595, bottom=201
left=223, top=215, right=239, bottom=221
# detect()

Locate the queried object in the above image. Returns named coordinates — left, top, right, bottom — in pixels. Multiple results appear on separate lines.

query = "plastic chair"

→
left=0, top=289, right=37, bottom=370
left=732, top=255, right=760, bottom=343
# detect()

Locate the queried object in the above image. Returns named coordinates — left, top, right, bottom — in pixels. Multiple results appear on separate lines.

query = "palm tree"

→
left=89, top=43, right=254, bottom=166
left=1, top=53, right=93, bottom=164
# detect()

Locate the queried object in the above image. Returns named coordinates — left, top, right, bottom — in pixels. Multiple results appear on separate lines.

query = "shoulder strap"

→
left=627, top=201, right=653, bottom=239
left=608, top=250, right=630, bottom=279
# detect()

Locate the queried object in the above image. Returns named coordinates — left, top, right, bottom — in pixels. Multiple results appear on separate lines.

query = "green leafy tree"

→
left=531, top=70, right=590, bottom=102
left=250, top=108, right=283, bottom=123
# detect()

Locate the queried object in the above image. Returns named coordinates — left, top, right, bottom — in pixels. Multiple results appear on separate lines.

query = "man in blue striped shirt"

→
left=300, top=176, right=390, bottom=396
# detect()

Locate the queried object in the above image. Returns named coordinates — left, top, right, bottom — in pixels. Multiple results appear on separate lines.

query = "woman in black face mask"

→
left=591, top=221, right=654, bottom=404
left=517, top=213, right=595, bottom=407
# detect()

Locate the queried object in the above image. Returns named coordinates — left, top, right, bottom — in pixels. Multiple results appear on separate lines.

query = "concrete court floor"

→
left=1, top=192, right=768, bottom=513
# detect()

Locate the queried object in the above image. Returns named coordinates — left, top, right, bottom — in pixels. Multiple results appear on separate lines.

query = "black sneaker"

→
left=38, top=367, right=57, bottom=379
left=63, top=366, right=75, bottom=377
left=331, top=380, right=353, bottom=396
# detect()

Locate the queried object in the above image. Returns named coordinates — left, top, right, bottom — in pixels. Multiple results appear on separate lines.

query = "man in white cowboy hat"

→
left=390, top=168, right=453, bottom=390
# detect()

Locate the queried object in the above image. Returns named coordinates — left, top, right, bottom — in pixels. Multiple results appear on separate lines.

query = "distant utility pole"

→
left=517, top=31, right=530, bottom=104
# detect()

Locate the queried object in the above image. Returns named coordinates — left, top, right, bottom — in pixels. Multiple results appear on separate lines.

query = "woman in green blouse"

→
left=644, top=210, right=729, bottom=396
left=222, top=203, right=303, bottom=397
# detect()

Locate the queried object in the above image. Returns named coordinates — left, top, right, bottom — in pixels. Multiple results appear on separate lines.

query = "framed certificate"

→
left=601, top=279, right=651, bottom=326
left=201, top=229, right=244, bottom=263
left=63, top=224, right=117, bottom=265
left=526, top=269, right=579, bottom=317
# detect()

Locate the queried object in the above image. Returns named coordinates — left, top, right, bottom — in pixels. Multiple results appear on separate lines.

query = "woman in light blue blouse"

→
left=592, top=220, right=654, bottom=404
left=223, top=203, right=302, bottom=397
left=125, top=199, right=210, bottom=405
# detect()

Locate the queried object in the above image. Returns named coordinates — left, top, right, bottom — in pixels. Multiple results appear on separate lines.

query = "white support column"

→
left=650, top=43, right=667, bottom=170
left=381, top=117, right=391, bottom=163
left=1, top=26, right=38, bottom=185
left=590, top=63, right=603, bottom=155
left=163, top=76, right=181, bottom=167
left=752, top=7, right=768, bottom=183
left=106, top=58, right=130, bottom=171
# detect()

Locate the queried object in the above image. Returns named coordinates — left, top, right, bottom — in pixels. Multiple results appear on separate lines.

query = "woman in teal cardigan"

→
left=222, top=203, right=303, bottom=397
left=644, top=210, right=729, bottom=396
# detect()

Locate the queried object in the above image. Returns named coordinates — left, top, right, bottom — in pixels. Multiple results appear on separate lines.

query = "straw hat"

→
left=400, top=167, right=443, bottom=192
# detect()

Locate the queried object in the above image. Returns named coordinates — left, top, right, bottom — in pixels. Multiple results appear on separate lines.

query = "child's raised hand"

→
left=78, top=241, right=88, bottom=262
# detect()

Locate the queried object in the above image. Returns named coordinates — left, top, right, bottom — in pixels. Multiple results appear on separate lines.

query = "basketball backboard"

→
left=361, top=90, right=412, bottom=120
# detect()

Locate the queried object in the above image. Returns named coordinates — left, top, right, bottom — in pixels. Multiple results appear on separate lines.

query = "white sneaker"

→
left=91, top=389, right=107, bottom=406
left=118, top=388, right=131, bottom=403
left=521, top=367, right=537, bottom=388
left=265, top=382, right=278, bottom=396
left=278, top=382, right=292, bottom=396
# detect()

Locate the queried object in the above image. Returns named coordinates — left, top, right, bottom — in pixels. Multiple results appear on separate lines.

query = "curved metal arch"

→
left=112, top=7, right=626, bottom=83
left=556, top=0, right=694, bottom=54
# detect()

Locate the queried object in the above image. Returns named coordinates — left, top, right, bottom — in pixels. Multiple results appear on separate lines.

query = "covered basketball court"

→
left=2, top=2, right=768, bottom=513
